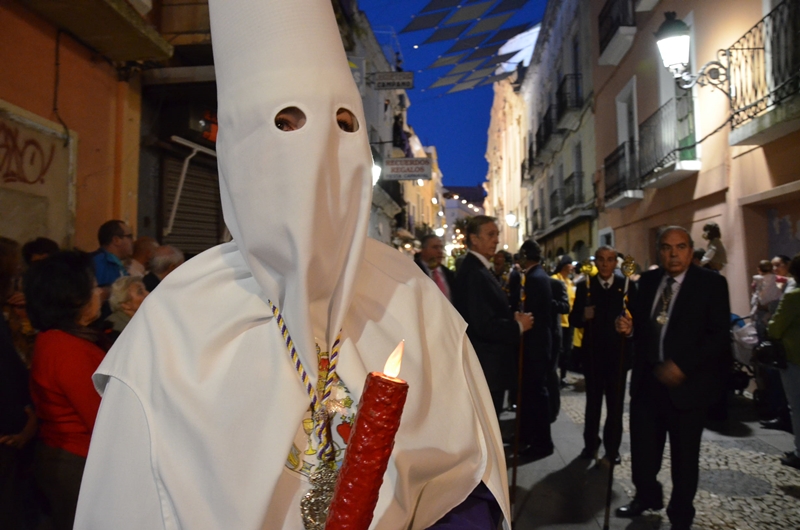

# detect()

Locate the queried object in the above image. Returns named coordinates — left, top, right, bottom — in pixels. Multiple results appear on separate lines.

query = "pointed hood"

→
left=209, top=0, right=373, bottom=367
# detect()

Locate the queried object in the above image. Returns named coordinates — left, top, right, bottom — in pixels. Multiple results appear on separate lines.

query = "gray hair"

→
left=657, top=225, right=694, bottom=249
left=109, top=276, right=145, bottom=312
left=150, top=245, right=184, bottom=275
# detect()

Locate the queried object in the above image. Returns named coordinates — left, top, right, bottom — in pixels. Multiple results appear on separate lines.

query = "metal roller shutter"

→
left=161, top=156, right=223, bottom=256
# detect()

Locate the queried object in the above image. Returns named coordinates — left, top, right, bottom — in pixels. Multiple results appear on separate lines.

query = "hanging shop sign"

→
left=372, top=71, right=414, bottom=90
left=383, top=157, right=431, bottom=181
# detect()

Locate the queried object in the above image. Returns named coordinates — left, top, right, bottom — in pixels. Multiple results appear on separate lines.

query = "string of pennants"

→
left=399, top=0, right=535, bottom=93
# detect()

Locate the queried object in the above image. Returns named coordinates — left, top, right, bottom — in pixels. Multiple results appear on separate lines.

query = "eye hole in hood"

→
left=336, top=108, right=359, bottom=133
left=274, top=107, right=307, bottom=132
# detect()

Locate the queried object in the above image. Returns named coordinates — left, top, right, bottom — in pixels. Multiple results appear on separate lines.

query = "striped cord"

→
left=269, top=300, right=340, bottom=463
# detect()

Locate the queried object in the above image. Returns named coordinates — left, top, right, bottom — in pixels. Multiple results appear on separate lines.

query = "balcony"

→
left=604, top=141, right=643, bottom=208
left=638, top=96, right=701, bottom=188
left=531, top=209, right=542, bottom=233
left=536, top=105, right=565, bottom=160
left=563, top=171, right=584, bottom=211
left=598, top=0, right=636, bottom=66
left=728, top=0, right=800, bottom=146
left=556, top=74, right=583, bottom=130
left=549, top=189, right=563, bottom=222
left=18, top=0, right=172, bottom=61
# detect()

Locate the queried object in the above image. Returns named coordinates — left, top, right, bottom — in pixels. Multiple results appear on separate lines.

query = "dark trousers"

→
left=630, top=375, right=707, bottom=527
left=519, top=357, right=553, bottom=449
left=583, top=352, right=627, bottom=457
left=558, top=326, right=574, bottom=379
left=34, top=442, right=86, bottom=530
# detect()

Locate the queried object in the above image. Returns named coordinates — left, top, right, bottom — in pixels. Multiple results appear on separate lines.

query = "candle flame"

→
left=383, top=340, right=404, bottom=378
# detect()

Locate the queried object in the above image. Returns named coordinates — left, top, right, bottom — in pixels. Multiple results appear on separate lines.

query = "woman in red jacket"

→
left=24, top=252, right=107, bottom=530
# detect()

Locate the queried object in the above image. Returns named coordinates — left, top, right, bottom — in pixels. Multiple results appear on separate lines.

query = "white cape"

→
left=75, top=239, right=509, bottom=529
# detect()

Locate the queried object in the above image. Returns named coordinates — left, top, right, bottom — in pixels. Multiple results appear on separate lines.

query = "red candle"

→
left=325, top=341, right=408, bottom=530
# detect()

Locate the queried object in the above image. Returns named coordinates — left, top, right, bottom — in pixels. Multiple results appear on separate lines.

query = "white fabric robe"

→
left=74, top=239, right=510, bottom=529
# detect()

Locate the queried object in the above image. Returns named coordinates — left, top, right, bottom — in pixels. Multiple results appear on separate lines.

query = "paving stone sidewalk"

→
left=502, top=374, right=800, bottom=529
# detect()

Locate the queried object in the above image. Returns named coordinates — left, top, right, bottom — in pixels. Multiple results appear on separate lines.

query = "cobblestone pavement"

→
left=505, top=373, right=800, bottom=529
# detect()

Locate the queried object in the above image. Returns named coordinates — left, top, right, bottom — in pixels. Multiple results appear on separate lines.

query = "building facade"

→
left=591, top=0, right=800, bottom=315
left=485, top=73, right=529, bottom=254
left=1, top=0, right=171, bottom=250
left=522, top=0, right=598, bottom=267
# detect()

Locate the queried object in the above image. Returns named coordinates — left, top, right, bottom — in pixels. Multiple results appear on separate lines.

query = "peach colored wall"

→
left=0, top=0, right=140, bottom=251
left=589, top=0, right=799, bottom=316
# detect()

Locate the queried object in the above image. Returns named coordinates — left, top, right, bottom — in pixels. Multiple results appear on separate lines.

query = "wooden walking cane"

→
left=602, top=256, right=636, bottom=530
left=510, top=266, right=526, bottom=526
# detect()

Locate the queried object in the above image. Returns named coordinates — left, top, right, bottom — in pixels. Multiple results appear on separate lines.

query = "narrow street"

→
left=504, top=375, right=800, bottom=529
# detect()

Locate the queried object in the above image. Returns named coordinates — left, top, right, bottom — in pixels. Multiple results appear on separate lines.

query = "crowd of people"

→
left=2, top=218, right=798, bottom=530
left=0, top=221, right=184, bottom=529
left=414, top=216, right=799, bottom=530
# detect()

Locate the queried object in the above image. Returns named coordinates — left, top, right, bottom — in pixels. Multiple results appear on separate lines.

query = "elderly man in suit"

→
left=453, top=216, right=533, bottom=415
left=415, top=234, right=454, bottom=301
left=570, top=245, right=635, bottom=467
left=615, top=226, right=730, bottom=530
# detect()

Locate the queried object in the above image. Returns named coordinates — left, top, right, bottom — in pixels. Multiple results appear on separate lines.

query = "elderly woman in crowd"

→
left=105, top=276, right=149, bottom=341
left=768, top=252, right=800, bottom=471
left=25, top=251, right=108, bottom=530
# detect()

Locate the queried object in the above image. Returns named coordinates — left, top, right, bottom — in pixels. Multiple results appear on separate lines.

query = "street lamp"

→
left=654, top=12, right=728, bottom=95
left=505, top=212, right=518, bottom=228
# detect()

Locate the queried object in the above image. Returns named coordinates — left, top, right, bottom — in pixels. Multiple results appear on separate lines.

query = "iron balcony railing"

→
left=604, top=141, right=638, bottom=201
left=556, top=74, right=583, bottom=122
left=563, top=171, right=584, bottom=210
left=535, top=122, right=548, bottom=157
left=549, top=189, right=563, bottom=221
left=598, top=0, right=635, bottom=56
left=729, top=0, right=800, bottom=129
left=638, top=94, right=696, bottom=179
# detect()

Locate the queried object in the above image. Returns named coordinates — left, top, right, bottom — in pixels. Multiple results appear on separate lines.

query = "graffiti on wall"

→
left=0, top=119, right=55, bottom=185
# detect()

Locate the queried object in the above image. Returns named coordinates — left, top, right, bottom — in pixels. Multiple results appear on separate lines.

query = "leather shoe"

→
left=578, top=447, right=598, bottom=460
left=761, top=417, right=793, bottom=433
left=598, top=454, right=621, bottom=467
left=615, top=499, right=663, bottom=518
left=519, top=444, right=554, bottom=463
left=780, top=452, right=800, bottom=470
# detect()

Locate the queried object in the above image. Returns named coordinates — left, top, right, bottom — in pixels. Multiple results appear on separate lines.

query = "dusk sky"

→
left=357, top=0, right=546, bottom=188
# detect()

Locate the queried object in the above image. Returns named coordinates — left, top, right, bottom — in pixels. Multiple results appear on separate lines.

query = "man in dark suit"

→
left=615, top=226, right=730, bottom=530
left=570, top=245, right=634, bottom=466
left=453, top=216, right=533, bottom=416
left=415, top=235, right=454, bottom=301
left=507, top=240, right=555, bottom=460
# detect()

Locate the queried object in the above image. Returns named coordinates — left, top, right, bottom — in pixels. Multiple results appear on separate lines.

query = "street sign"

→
left=383, top=158, right=432, bottom=181
left=372, top=71, right=414, bottom=90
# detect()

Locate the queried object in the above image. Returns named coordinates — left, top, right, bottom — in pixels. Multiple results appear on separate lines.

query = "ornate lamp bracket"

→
left=676, top=50, right=730, bottom=99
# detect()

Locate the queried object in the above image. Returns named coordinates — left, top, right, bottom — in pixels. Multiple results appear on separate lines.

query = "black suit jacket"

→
left=452, top=253, right=520, bottom=390
left=629, top=265, right=730, bottom=409
left=508, top=264, right=553, bottom=365
left=569, top=272, right=634, bottom=365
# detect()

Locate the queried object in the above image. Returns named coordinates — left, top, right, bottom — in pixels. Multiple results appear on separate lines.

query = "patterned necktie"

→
left=649, top=277, right=676, bottom=362
left=432, top=267, right=449, bottom=300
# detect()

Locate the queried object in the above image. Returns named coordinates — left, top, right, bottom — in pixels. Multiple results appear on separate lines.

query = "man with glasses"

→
left=92, top=220, right=133, bottom=303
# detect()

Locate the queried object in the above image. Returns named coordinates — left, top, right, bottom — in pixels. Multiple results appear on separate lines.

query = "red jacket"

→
left=30, top=330, right=105, bottom=457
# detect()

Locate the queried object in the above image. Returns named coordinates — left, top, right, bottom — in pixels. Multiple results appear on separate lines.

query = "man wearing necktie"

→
left=415, top=235, right=454, bottom=301
left=615, top=226, right=730, bottom=530
left=569, top=245, right=635, bottom=467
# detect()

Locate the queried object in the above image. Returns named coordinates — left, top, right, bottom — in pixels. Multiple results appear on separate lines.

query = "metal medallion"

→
left=300, top=464, right=338, bottom=530
left=656, top=311, right=669, bottom=325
